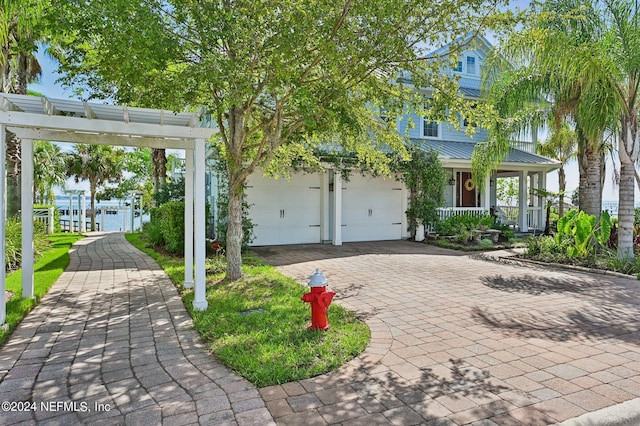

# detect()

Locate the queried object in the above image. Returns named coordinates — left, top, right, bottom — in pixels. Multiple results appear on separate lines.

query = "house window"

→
left=454, top=61, right=462, bottom=72
left=423, top=120, right=438, bottom=138
left=466, top=56, right=476, bottom=75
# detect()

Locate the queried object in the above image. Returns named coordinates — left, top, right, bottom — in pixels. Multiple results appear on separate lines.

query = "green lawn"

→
left=1, top=233, right=83, bottom=346
left=126, top=233, right=370, bottom=387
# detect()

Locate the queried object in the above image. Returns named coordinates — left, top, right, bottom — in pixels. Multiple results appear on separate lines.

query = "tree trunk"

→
left=90, top=181, right=97, bottom=232
left=618, top=115, right=638, bottom=261
left=583, top=138, right=602, bottom=221
left=225, top=179, right=244, bottom=280
left=618, top=158, right=635, bottom=260
left=152, top=148, right=167, bottom=198
left=558, top=167, right=566, bottom=218
left=6, top=129, right=20, bottom=218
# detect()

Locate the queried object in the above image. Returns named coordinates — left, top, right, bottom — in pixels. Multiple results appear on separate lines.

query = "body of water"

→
left=55, top=196, right=149, bottom=232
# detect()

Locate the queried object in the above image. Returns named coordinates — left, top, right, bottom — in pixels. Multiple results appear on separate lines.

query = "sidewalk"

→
left=0, top=232, right=273, bottom=425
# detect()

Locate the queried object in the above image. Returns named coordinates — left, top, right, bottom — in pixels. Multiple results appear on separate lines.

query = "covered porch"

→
left=420, top=140, right=560, bottom=232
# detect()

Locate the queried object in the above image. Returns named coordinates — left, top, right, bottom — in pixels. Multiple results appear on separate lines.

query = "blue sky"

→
left=28, top=0, right=621, bottom=203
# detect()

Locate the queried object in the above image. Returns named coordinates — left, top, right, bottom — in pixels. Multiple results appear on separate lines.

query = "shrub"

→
left=157, top=201, right=185, bottom=254
left=434, top=213, right=487, bottom=236
left=4, top=217, right=49, bottom=272
left=142, top=220, right=164, bottom=247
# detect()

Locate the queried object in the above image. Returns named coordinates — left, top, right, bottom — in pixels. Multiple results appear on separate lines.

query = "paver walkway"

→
left=0, top=232, right=273, bottom=426
left=2, top=232, right=640, bottom=425
left=253, top=242, right=640, bottom=425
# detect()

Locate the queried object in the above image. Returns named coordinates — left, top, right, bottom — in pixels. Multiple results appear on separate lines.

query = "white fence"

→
left=435, top=207, right=487, bottom=222
left=34, top=207, right=55, bottom=234
left=497, top=206, right=542, bottom=230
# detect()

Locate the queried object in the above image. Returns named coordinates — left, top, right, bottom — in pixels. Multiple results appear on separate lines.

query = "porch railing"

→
left=498, top=206, right=542, bottom=230
left=429, top=205, right=543, bottom=232
left=435, top=207, right=488, bottom=222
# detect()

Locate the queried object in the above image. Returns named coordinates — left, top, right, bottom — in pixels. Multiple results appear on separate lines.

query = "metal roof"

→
left=411, top=139, right=560, bottom=165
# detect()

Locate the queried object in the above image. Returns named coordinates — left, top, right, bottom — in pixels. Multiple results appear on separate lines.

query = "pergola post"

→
left=184, top=148, right=194, bottom=289
left=193, top=139, right=208, bottom=311
left=0, top=125, right=7, bottom=326
left=21, top=138, right=34, bottom=299
left=333, top=170, right=342, bottom=246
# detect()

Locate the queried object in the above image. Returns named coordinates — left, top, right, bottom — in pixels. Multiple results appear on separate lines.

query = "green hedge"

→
left=154, top=202, right=185, bottom=254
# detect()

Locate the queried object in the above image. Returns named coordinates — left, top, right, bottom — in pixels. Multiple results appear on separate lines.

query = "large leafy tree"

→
left=50, top=0, right=510, bottom=280
left=1, top=0, right=48, bottom=217
left=33, top=140, right=66, bottom=204
left=66, top=144, right=125, bottom=231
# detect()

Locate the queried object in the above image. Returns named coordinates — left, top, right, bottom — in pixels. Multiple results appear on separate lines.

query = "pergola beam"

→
left=10, top=128, right=196, bottom=150
left=0, top=111, right=214, bottom=140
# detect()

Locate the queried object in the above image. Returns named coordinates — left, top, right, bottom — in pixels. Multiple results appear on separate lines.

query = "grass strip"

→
left=126, top=233, right=370, bottom=387
left=1, top=233, right=83, bottom=346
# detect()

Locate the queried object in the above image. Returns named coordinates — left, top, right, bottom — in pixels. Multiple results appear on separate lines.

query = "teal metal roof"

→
left=411, top=139, right=559, bottom=165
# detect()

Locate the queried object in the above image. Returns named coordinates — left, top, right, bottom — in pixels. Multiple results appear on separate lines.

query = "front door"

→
left=457, top=171, right=479, bottom=207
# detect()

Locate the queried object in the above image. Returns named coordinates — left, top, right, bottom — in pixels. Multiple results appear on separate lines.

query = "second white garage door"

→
left=341, top=174, right=404, bottom=242
left=245, top=172, right=322, bottom=246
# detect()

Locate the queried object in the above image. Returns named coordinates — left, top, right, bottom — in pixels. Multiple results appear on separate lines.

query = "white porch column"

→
left=21, top=138, right=34, bottom=299
left=184, top=148, right=194, bottom=289
left=538, top=171, right=547, bottom=230
left=333, top=171, right=343, bottom=246
left=193, top=140, right=208, bottom=311
left=0, top=125, right=7, bottom=326
left=79, top=192, right=86, bottom=233
left=482, top=174, right=491, bottom=212
left=518, top=170, right=528, bottom=232
left=321, top=170, right=330, bottom=242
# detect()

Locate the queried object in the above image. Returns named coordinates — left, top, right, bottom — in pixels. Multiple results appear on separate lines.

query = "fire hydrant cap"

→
left=308, top=268, right=328, bottom=287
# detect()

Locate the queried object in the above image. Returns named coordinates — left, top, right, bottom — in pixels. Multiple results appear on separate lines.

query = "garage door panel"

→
left=342, top=177, right=404, bottom=243
left=246, top=171, right=321, bottom=246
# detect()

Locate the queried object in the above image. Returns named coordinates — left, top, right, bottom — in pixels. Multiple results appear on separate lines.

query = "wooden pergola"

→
left=0, top=94, right=217, bottom=327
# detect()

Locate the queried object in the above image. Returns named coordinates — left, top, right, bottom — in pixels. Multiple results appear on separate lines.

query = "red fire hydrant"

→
left=301, top=269, right=336, bottom=331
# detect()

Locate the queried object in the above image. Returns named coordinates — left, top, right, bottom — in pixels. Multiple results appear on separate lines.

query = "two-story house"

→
left=244, top=36, right=560, bottom=246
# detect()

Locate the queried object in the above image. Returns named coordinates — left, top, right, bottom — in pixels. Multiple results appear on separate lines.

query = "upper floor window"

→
left=454, top=60, right=463, bottom=72
left=466, top=56, right=476, bottom=75
left=423, top=120, right=439, bottom=138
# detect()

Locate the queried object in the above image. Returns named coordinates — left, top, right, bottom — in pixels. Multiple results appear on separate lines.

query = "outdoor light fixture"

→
left=490, top=178, right=495, bottom=187
left=448, top=174, right=456, bottom=186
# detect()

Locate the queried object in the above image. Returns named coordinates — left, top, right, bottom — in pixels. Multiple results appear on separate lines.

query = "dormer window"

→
left=466, top=56, right=476, bottom=75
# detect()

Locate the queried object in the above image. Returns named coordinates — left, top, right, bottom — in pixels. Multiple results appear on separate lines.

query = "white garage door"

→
left=245, top=172, right=321, bottom=246
left=342, top=174, right=404, bottom=242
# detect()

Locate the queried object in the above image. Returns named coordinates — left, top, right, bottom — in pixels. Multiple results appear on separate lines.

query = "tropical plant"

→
left=474, top=0, right=611, bottom=221
left=394, top=147, right=446, bottom=238
left=66, top=144, right=125, bottom=231
left=555, top=209, right=611, bottom=258
left=477, top=0, right=640, bottom=262
left=50, top=0, right=513, bottom=280
left=536, top=123, right=578, bottom=218
left=1, top=0, right=48, bottom=217
left=33, top=140, right=66, bottom=204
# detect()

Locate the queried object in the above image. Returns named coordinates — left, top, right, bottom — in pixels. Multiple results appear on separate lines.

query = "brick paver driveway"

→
left=253, top=242, right=640, bottom=425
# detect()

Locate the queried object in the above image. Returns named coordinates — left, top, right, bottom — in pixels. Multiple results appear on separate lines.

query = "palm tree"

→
left=474, top=0, right=612, bottom=224
left=480, top=0, right=640, bottom=261
left=66, top=144, right=125, bottom=231
left=1, top=1, right=48, bottom=217
left=537, top=123, right=578, bottom=218
left=33, top=140, right=66, bottom=204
